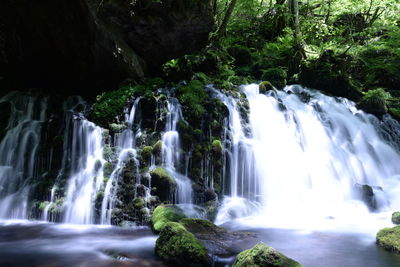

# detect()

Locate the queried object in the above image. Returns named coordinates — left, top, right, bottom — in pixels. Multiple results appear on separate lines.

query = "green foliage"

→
left=176, top=80, right=208, bottom=119
left=362, top=88, right=391, bottom=102
left=377, top=226, right=400, bottom=253
left=141, top=146, right=153, bottom=162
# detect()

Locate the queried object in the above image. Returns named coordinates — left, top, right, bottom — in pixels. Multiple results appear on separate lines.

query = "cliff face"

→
left=0, top=0, right=214, bottom=95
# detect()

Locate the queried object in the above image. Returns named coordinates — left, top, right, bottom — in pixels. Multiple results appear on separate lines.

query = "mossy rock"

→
left=260, top=68, right=287, bottom=89
left=259, top=81, right=276, bottom=94
left=141, top=146, right=153, bottom=162
left=212, top=139, right=223, bottom=155
left=180, top=218, right=225, bottom=236
left=357, top=88, right=390, bottom=116
left=155, top=222, right=210, bottom=267
left=233, top=242, right=303, bottom=267
left=377, top=226, right=400, bottom=253
left=150, top=167, right=177, bottom=202
left=151, top=204, right=186, bottom=233
left=152, top=140, right=163, bottom=156
left=133, top=197, right=145, bottom=210
left=392, top=212, right=400, bottom=225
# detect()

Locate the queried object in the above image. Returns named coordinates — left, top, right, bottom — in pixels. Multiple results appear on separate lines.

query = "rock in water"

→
left=233, top=242, right=303, bottom=267
left=155, top=222, right=210, bottom=267
left=377, top=226, right=400, bottom=253
left=392, top=212, right=400, bottom=225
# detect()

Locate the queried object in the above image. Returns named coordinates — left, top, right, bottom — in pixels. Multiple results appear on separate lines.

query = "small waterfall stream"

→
left=215, top=84, right=400, bottom=231
left=161, top=97, right=193, bottom=205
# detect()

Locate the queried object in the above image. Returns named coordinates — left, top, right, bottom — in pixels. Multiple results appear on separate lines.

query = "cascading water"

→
left=100, top=98, right=142, bottom=224
left=215, top=84, right=400, bottom=231
left=63, top=118, right=105, bottom=224
left=161, top=97, right=193, bottom=204
left=0, top=92, right=48, bottom=219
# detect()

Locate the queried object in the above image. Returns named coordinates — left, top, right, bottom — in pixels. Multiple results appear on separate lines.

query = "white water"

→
left=101, top=98, right=142, bottom=224
left=161, top=98, right=193, bottom=204
left=215, top=84, right=400, bottom=233
left=63, top=118, right=105, bottom=224
left=0, top=93, right=48, bottom=219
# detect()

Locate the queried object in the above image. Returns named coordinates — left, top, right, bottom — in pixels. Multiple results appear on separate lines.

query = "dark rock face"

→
left=0, top=0, right=214, bottom=95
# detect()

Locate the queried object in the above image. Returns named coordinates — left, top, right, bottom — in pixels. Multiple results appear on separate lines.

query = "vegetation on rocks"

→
left=233, top=242, right=303, bottom=267
left=392, top=212, right=400, bottom=225
left=377, top=226, right=400, bottom=253
left=151, top=205, right=186, bottom=233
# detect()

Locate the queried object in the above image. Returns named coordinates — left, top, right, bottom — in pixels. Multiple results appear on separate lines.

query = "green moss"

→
left=133, top=197, right=145, bottom=210
left=109, top=123, right=127, bottom=133
left=260, top=67, right=287, bottom=89
left=155, top=222, right=210, bottom=266
left=392, top=212, right=400, bottom=225
left=358, top=88, right=390, bottom=115
left=176, top=80, right=208, bottom=120
left=152, top=140, right=163, bottom=155
left=212, top=139, right=223, bottom=154
left=38, top=201, right=49, bottom=211
left=233, top=242, right=303, bottom=267
left=91, top=86, right=134, bottom=127
left=151, top=205, right=185, bottom=233
left=103, top=162, right=114, bottom=178
left=377, top=226, right=400, bottom=253
left=141, top=146, right=153, bottom=162
left=259, top=81, right=276, bottom=94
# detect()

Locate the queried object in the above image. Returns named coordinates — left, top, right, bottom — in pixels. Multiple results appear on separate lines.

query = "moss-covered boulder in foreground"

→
left=233, top=242, right=303, bottom=267
left=377, top=226, right=400, bottom=253
left=392, top=212, right=400, bottom=225
left=155, top=222, right=210, bottom=266
left=151, top=204, right=185, bottom=233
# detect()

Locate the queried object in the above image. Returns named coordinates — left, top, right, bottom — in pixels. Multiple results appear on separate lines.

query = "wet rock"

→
left=377, top=226, right=400, bottom=253
left=392, top=212, right=400, bottom=225
left=259, top=81, right=276, bottom=94
left=150, top=167, right=176, bottom=202
left=355, top=183, right=377, bottom=211
left=151, top=204, right=185, bottom=233
left=233, top=242, right=303, bottom=267
left=155, top=222, right=210, bottom=267
left=0, top=0, right=214, bottom=94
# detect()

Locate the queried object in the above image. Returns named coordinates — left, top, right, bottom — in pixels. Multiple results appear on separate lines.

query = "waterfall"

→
left=100, top=98, right=141, bottom=225
left=215, top=84, right=400, bottom=230
left=161, top=98, right=193, bottom=204
left=63, top=118, right=105, bottom=224
left=0, top=92, right=48, bottom=219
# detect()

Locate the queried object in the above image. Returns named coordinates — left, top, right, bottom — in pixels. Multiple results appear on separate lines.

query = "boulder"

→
left=233, top=242, right=303, bottom=267
left=150, top=167, right=177, bottom=202
left=392, top=212, right=400, bottom=225
left=155, top=222, right=210, bottom=267
left=377, top=226, right=400, bottom=253
left=151, top=204, right=185, bottom=233
left=0, top=0, right=214, bottom=94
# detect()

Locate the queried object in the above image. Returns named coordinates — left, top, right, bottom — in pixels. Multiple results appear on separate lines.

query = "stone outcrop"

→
left=0, top=0, right=214, bottom=95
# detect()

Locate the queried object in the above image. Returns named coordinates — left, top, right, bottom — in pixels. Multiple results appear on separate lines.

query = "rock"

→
left=0, top=0, right=214, bottom=94
left=227, top=46, right=252, bottom=67
left=212, top=139, right=223, bottom=155
left=377, top=226, right=400, bottom=253
left=0, top=101, right=10, bottom=140
left=141, top=146, right=153, bottom=163
left=357, top=88, right=389, bottom=116
left=299, top=50, right=362, bottom=101
left=233, top=242, right=303, bottom=267
left=151, top=204, right=185, bottom=233
left=152, top=140, right=163, bottom=156
left=354, top=183, right=377, bottom=211
left=259, top=81, right=276, bottom=94
left=150, top=167, right=177, bottom=202
left=260, top=68, right=287, bottom=89
left=181, top=218, right=257, bottom=256
left=155, top=222, right=210, bottom=267
left=392, top=212, right=400, bottom=225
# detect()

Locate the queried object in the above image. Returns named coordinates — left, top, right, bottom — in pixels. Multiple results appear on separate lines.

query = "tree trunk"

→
left=214, top=0, right=237, bottom=39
